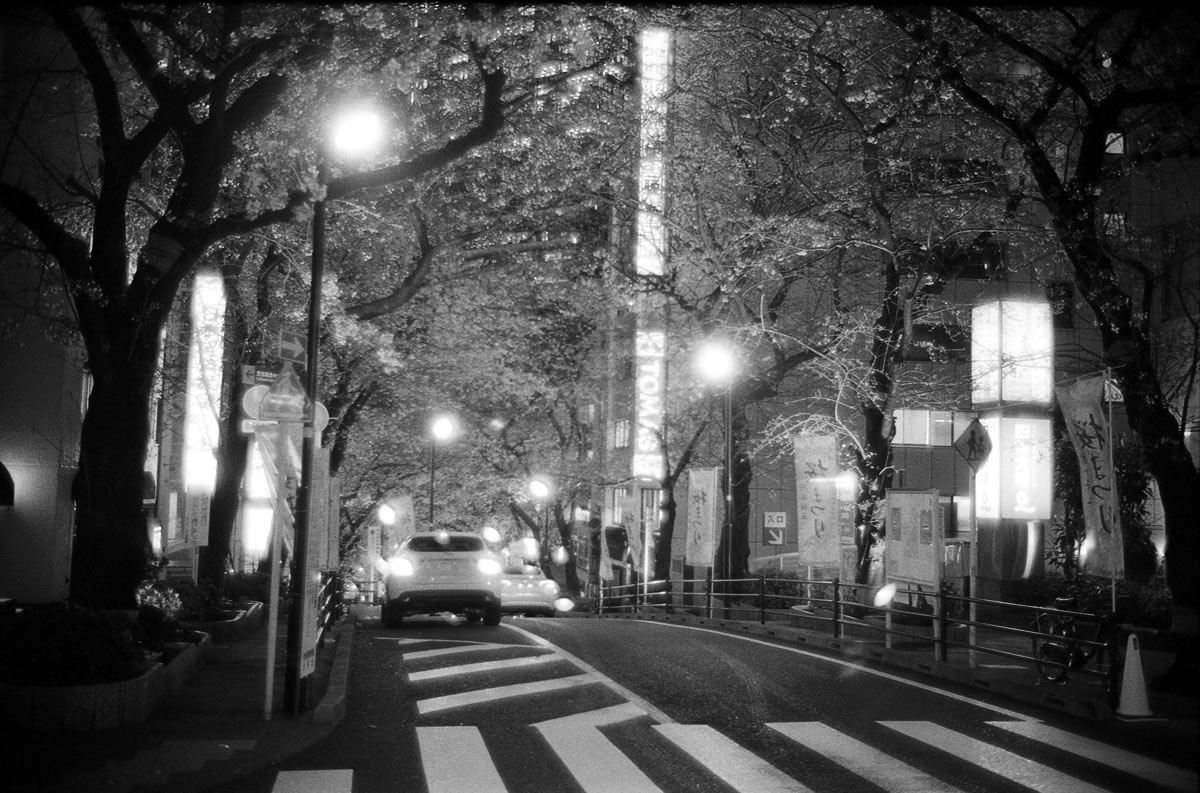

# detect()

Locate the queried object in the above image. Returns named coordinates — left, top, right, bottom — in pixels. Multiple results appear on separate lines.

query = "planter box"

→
left=0, top=632, right=210, bottom=732
left=184, top=600, right=263, bottom=641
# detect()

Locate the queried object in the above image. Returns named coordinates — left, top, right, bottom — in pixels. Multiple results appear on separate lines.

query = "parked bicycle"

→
left=1030, top=595, right=1116, bottom=688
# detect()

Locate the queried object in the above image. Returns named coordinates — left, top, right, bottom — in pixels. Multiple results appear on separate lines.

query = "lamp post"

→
left=287, top=107, right=384, bottom=716
left=428, top=414, right=457, bottom=528
left=695, top=340, right=737, bottom=582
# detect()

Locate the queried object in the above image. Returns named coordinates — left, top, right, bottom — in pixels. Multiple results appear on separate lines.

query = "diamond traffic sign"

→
left=954, top=418, right=992, bottom=473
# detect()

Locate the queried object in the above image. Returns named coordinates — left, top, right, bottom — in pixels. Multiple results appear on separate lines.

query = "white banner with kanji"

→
left=1057, top=375, right=1124, bottom=578
left=793, top=434, right=839, bottom=566
left=686, top=467, right=719, bottom=567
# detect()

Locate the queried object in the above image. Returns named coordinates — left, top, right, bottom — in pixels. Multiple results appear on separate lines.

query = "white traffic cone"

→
left=1116, top=633, right=1154, bottom=720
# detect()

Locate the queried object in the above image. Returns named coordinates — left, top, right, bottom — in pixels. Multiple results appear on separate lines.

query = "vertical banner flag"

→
left=794, top=434, right=839, bottom=566
left=622, top=491, right=641, bottom=572
left=1056, top=376, right=1124, bottom=577
left=686, top=467, right=719, bottom=567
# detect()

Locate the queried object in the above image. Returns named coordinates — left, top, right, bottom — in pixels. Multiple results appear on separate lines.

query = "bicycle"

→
left=1030, top=596, right=1116, bottom=689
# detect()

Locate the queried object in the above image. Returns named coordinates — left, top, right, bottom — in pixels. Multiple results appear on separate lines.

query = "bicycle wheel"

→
left=1034, top=617, right=1073, bottom=683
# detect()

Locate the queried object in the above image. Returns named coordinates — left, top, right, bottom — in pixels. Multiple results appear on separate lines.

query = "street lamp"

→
left=428, top=414, right=457, bottom=527
left=695, top=339, right=738, bottom=581
left=528, top=476, right=554, bottom=565
left=289, top=106, right=385, bottom=715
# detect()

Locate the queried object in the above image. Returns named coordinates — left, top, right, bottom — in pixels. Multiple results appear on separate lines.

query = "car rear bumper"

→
left=386, top=588, right=500, bottom=615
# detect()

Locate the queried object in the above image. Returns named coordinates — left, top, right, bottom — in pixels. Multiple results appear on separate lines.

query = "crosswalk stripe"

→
left=409, top=652, right=559, bottom=682
left=533, top=704, right=661, bottom=793
left=987, top=721, right=1199, bottom=793
left=403, top=642, right=511, bottom=661
left=880, top=721, right=1111, bottom=793
left=418, top=726, right=509, bottom=793
left=417, top=673, right=593, bottom=714
left=270, top=769, right=353, bottom=793
left=768, top=722, right=966, bottom=793
left=655, top=724, right=814, bottom=793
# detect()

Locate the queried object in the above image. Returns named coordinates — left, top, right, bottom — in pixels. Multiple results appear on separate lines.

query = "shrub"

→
left=136, top=580, right=183, bottom=620
left=221, top=571, right=271, bottom=605
left=170, top=575, right=224, bottom=619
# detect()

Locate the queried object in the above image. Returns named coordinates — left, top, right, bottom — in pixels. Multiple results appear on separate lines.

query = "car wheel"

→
left=483, top=603, right=502, bottom=626
left=382, top=602, right=403, bottom=628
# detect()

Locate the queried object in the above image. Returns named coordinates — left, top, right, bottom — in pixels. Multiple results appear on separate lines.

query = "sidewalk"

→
left=0, top=610, right=354, bottom=793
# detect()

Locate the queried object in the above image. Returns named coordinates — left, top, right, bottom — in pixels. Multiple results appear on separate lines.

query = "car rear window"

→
left=406, top=535, right=484, bottom=553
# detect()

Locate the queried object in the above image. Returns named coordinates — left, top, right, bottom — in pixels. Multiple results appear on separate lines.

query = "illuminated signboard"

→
left=631, top=29, right=671, bottom=484
left=975, top=416, right=1052, bottom=520
left=632, top=329, right=666, bottom=481
left=971, top=300, right=1053, bottom=406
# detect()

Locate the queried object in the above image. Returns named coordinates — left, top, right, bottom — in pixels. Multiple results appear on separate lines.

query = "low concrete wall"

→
left=0, top=632, right=211, bottom=732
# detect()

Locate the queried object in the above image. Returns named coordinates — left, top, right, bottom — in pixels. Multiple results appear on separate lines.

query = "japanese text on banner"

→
left=1056, top=375, right=1123, bottom=578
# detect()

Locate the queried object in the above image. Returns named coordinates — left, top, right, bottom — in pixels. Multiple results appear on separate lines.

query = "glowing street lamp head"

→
left=695, top=340, right=737, bottom=385
left=430, top=414, right=457, bottom=442
left=528, top=477, right=552, bottom=501
left=378, top=503, right=396, bottom=526
left=328, top=107, right=385, bottom=160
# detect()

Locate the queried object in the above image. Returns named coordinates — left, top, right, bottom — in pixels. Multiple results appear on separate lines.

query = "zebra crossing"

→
left=266, top=715, right=1196, bottom=793
left=263, top=636, right=1196, bottom=793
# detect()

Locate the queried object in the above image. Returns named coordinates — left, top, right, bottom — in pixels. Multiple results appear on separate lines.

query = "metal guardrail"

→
left=315, top=571, right=343, bottom=648
left=598, top=574, right=1121, bottom=695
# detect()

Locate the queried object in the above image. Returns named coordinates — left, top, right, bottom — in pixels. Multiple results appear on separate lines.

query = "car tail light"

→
left=388, top=557, right=415, bottom=576
left=477, top=558, right=502, bottom=576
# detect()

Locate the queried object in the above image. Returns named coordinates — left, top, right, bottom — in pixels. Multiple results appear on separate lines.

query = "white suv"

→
left=381, top=531, right=503, bottom=627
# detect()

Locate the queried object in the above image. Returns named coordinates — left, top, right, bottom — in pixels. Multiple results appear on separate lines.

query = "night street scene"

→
left=2, top=5, right=1198, bottom=793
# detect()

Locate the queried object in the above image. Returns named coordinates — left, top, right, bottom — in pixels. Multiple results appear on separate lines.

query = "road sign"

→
left=954, top=418, right=992, bottom=472
left=763, top=511, right=786, bottom=546
left=279, top=329, right=307, bottom=365
left=259, top=363, right=308, bottom=421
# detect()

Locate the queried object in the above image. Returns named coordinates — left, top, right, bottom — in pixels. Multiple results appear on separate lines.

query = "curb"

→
left=601, top=610, right=1115, bottom=720
left=313, top=619, right=354, bottom=725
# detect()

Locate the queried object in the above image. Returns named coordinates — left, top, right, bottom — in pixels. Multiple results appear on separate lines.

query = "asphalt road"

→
left=211, top=614, right=1198, bottom=793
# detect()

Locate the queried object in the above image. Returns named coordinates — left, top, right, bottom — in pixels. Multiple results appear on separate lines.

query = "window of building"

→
left=893, top=409, right=975, bottom=446
left=611, top=418, right=631, bottom=449
left=608, top=486, right=630, bottom=528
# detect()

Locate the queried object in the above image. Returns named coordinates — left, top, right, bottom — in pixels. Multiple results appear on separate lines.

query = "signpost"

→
left=237, top=332, right=331, bottom=718
left=955, top=417, right=991, bottom=667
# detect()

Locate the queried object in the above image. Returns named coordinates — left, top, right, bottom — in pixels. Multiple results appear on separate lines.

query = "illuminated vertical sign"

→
left=975, top=416, right=1052, bottom=520
left=632, top=29, right=671, bottom=483
left=633, top=329, right=666, bottom=480
left=183, top=270, right=226, bottom=491
left=971, top=300, right=1053, bottom=406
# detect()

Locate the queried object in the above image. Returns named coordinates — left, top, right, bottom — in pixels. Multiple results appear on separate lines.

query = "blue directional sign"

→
left=278, top=329, right=307, bottom=365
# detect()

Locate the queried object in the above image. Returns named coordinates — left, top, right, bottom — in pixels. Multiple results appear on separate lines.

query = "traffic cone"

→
left=1116, top=633, right=1154, bottom=720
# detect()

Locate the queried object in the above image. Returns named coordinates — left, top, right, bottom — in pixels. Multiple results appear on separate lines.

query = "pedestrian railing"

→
left=597, top=574, right=1121, bottom=696
left=315, top=571, right=344, bottom=648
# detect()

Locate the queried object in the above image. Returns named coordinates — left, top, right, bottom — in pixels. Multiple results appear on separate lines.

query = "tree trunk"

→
left=70, top=375, right=155, bottom=610
left=556, top=510, right=581, bottom=595
left=653, top=481, right=677, bottom=581
left=199, top=412, right=249, bottom=585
